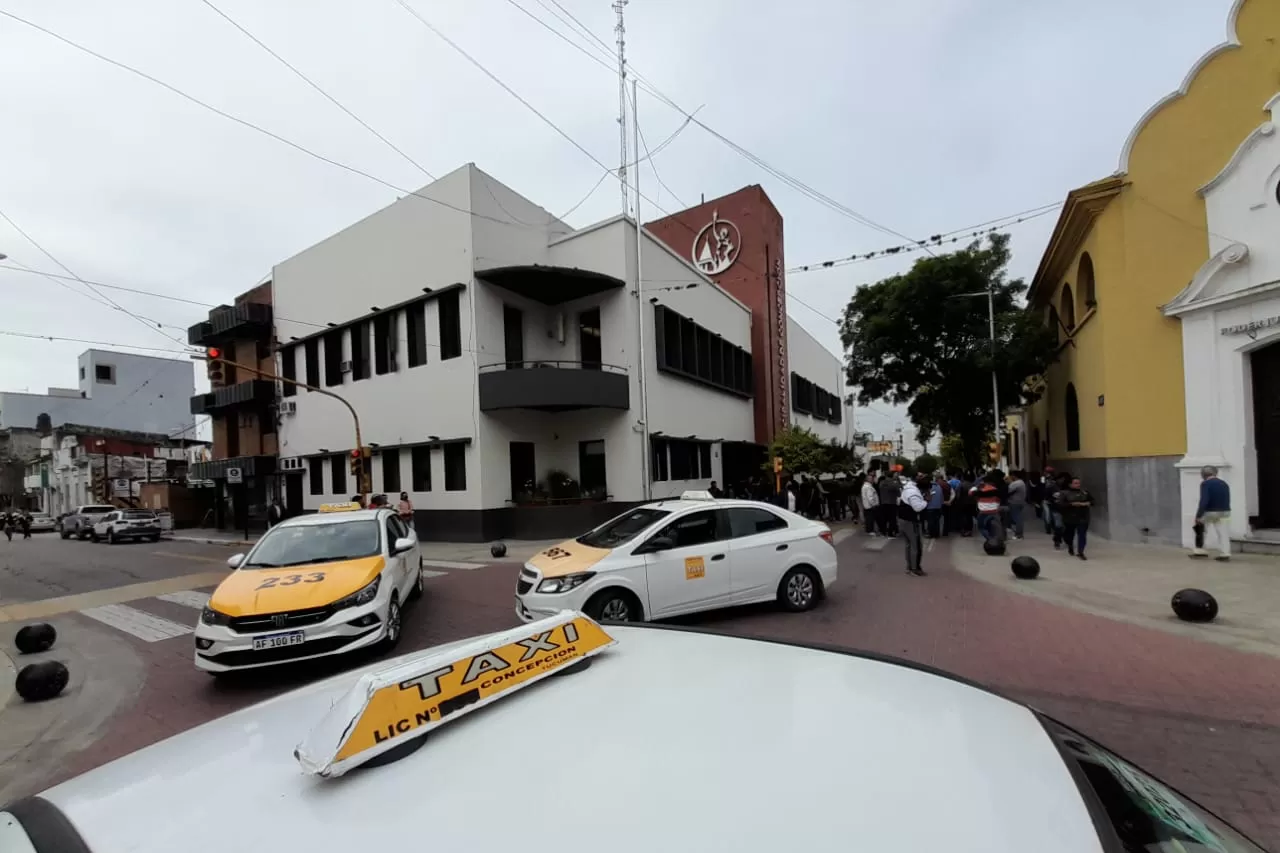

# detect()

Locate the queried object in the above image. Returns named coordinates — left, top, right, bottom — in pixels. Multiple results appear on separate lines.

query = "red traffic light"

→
left=207, top=347, right=222, bottom=359
left=351, top=449, right=361, bottom=458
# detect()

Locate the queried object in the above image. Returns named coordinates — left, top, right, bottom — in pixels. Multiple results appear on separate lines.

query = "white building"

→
left=24, top=432, right=171, bottom=515
left=1163, top=93, right=1280, bottom=550
left=274, top=165, right=764, bottom=540
left=786, top=317, right=851, bottom=445
left=0, top=349, right=195, bottom=436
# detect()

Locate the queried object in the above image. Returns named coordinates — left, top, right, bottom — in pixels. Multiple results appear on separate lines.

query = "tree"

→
left=839, top=233, right=1057, bottom=468
left=766, top=425, right=829, bottom=475
left=938, top=435, right=967, bottom=473
left=823, top=439, right=863, bottom=473
left=913, top=453, right=939, bottom=476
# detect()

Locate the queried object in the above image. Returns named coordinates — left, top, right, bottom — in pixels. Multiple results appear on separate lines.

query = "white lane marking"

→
left=926, top=538, right=936, bottom=553
left=156, top=591, right=211, bottom=609
left=864, top=538, right=889, bottom=552
left=80, top=604, right=193, bottom=642
left=833, top=528, right=854, bottom=545
left=421, top=569, right=448, bottom=579
left=421, top=560, right=485, bottom=570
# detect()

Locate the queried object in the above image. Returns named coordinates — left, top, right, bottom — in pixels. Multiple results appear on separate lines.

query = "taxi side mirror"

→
left=227, top=553, right=245, bottom=569
left=640, top=535, right=675, bottom=554
left=392, top=537, right=416, bottom=555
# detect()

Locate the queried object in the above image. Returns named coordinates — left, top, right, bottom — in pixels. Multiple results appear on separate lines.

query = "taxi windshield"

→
left=577, top=507, right=670, bottom=548
left=243, top=520, right=380, bottom=569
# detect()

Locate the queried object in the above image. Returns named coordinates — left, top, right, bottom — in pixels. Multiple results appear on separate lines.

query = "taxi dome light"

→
left=680, top=490, right=716, bottom=501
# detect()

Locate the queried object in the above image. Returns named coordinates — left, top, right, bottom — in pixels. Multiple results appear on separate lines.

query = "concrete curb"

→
left=0, top=645, right=14, bottom=711
left=167, top=535, right=255, bottom=548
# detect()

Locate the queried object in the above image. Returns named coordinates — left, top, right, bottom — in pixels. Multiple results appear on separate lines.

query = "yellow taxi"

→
left=194, top=503, right=425, bottom=674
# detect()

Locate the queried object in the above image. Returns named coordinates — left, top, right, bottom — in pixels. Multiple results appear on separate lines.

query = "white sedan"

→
left=0, top=616, right=1263, bottom=853
left=27, top=513, right=56, bottom=533
left=514, top=491, right=837, bottom=623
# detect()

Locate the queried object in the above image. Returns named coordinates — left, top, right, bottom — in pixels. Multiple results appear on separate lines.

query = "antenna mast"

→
left=613, top=0, right=629, bottom=216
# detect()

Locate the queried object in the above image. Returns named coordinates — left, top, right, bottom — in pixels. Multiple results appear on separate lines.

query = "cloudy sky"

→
left=0, top=0, right=1235, bottom=440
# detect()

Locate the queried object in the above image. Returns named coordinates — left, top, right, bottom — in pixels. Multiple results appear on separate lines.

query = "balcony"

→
left=188, top=301, right=273, bottom=346
left=190, top=379, right=276, bottom=415
left=189, top=455, right=277, bottom=481
left=478, top=361, right=629, bottom=412
left=476, top=265, right=624, bottom=305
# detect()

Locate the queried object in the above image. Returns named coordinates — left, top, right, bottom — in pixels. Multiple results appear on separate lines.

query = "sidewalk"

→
left=950, top=527, right=1280, bottom=660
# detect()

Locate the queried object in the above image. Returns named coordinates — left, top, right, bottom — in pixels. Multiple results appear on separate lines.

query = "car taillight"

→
left=819, top=530, right=833, bottom=545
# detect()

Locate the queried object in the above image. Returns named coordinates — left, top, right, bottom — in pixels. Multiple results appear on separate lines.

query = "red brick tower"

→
left=646, top=186, right=789, bottom=445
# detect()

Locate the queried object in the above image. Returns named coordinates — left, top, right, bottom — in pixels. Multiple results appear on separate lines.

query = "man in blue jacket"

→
left=1192, top=465, right=1232, bottom=561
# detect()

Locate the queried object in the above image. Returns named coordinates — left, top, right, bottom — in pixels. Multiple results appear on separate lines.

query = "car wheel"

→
left=149, top=535, right=160, bottom=543
left=90, top=530, right=99, bottom=542
left=77, top=528, right=88, bottom=541
left=59, top=530, right=70, bottom=540
left=381, top=594, right=402, bottom=650
left=108, top=529, right=117, bottom=545
left=584, top=588, right=641, bottom=623
left=777, top=566, right=822, bottom=613
left=409, top=557, right=424, bottom=601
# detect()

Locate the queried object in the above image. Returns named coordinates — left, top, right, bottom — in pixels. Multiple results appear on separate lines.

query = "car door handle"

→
left=710, top=554, right=726, bottom=561
left=776, top=544, right=788, bottom=551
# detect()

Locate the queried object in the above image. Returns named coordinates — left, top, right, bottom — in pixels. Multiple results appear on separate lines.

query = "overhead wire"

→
left=195, top=0, right=436, bottom=180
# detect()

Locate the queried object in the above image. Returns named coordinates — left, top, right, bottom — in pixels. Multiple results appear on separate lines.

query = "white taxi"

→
left=514, top=491, right=837, bottom=623
left=2, top=613, right=1264, bottom=853
left=193, top=503, right=425, bottom=674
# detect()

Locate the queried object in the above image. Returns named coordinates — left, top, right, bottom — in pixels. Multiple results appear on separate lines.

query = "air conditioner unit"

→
left=340, top=360, right=353, bottom=374
left=278, top=400, right=297, bottom=415
left=279, top=457, right=305, bottom=472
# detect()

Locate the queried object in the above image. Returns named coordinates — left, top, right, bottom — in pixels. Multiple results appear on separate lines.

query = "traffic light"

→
left=350, top=447, right=373, bottom=496
left=349, top=448, right=363, bottom=478
left=206, top=347, right=225, bottom=386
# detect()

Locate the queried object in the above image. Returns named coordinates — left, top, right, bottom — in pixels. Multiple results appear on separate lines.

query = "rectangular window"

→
left=411, top=445, right=432, bottom=492
left=381, top=447, right=401, bottom=492
left=94, top=363, right=115, bottom=383
left=650, top=438, right=669, bottom=482
left=443, top=443, right=467, bottom=491
left=669, top=440, right=693, bottom=481
left=708, top=337, right=723, bottom=386
left=330, top=454, right=347, bottom=495
left=698, top=443, right=712, bottom=479
left=324, top=331, right=343, bottom=386
left=579, top=440, right=606, bottom=495
left=439, top=290, right=462, bottom=360
left=579, top=307, right=601, bottom=369
left=350, top=321, right=370, bottom=381
left=304, top=339, right=320, bottom=388
left=309, top=457, right=324, bottom=495
left=680, top=317, right=697, bottom=374
left=504, top=305, right=524, bottom=368
left=406, top=302, right=428, bottom=368
left=662, top=307, right=681, bottom=370
left=373, top=312, right=397, bottom=375
left=79, top=366, right=85, bottom=380
left=281, top=345, right=297, bottom=397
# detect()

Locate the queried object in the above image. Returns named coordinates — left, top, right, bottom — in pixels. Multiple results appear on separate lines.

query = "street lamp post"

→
left=949, top=286, right=1001, bottom=450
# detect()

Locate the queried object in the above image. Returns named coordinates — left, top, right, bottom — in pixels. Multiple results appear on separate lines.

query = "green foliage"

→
left=766, top=426, right=828, bottom=475
left=913, top=453, right=939, bottom=475
left=823, top=439, right=863, bottom=473
left=892, top=455, right=914, bottom=478
left=839, top=233, right=1058, bottom=466
left=938, top=435, right=967, bottom=472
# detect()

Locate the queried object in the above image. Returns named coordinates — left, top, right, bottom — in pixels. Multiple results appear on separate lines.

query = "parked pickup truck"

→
left=60, top=504, right=118, bottom=540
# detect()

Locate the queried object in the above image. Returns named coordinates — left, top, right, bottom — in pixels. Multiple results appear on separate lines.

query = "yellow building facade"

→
left=1026, top=0, right=1280, bottom=543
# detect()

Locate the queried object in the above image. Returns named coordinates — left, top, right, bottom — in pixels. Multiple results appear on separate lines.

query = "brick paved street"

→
left=6, top=531, right=1279, bottom=847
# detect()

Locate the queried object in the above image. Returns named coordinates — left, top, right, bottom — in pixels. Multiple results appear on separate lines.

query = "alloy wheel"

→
left=786, top=572, right=815, bottom=608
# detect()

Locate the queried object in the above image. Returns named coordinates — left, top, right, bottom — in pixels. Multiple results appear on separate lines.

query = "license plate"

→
left=253, top=631, right=304, bottom=651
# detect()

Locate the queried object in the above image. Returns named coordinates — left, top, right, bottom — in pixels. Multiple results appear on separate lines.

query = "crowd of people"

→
left=2, top=509, right=34, bottom=541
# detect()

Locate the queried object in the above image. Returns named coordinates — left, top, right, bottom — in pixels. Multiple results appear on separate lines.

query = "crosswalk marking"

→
left=80, top=604, right=194, bottom=642
left=157, top=591, right=211, bottom=609
left=864, top=538, right=889, bottom=552
left=421, top=560, right=485, bottom=570
left=421, top=569, right=448, bottom=579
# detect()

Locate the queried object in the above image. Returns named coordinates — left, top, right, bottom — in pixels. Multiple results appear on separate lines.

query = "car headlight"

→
left=200, top=606, right=229, bottom=626
left=536, top=572, right=596, bottom=594
left=333, top=576, right=381, bottom=610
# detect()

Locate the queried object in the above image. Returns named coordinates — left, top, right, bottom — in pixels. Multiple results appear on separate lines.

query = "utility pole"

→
left=632, top=77, right=651, bottom=500
left=613, top=0, right=629, bottom=216
left=987, top=283, right=1001, bottom=451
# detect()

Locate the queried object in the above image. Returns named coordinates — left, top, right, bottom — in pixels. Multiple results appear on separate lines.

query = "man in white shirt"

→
left=860, top=474, right=880, bottom=536
left=898, top=473, right=929, bottom=576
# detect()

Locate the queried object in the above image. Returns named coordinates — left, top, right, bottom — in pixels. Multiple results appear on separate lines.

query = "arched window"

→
left=1078, top=252, right=1096, bottom=307
left=1048, top=307, right=1061, bottom=344
left=1060, top=284, right=1076, bottom=332
left=1065, top=383, right=1081, bottom=452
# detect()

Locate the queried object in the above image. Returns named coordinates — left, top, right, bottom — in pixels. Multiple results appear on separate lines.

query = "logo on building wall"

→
left=775, top=258, right=788, bottom=426
left=691, top=211, right=741, bottom=276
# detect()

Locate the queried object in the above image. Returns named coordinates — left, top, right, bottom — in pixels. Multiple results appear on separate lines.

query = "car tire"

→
left=409, top=558, right=424, bottom=601
left=59, top=530, right=70, bottom=540
left=583, top=588, right=642, bottom=623
left=90, top=530, right=99, bottom=543
left=77, top=528, right=88, bottom=541
left=149, top=535, right=160, bottom=542
left=777, top=566, right=823, bottom=613
left=108, top=529, right=117, bottom=545
left=381, top=593, right=403, bottom=651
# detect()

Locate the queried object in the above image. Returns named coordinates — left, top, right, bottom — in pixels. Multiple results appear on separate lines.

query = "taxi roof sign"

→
left=317, top=502, right=362, bottom=513
left=294, top=610, right=616, bottom=778
left=680, top=490, right=716, bottom=501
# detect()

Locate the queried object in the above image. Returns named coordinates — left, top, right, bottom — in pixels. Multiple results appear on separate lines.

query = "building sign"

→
left=867, top=440, right=896, bottom=455
left=226, top=466, right=243, bottom=484
left=1220, top=315, right=1280, bottom=336
left=774, top=259, right=788, bottom=426
left=691, top=211, right=741, bottom=276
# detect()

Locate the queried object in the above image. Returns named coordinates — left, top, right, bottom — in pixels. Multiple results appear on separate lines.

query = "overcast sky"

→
left=0, top=0, right=1235, bottom=441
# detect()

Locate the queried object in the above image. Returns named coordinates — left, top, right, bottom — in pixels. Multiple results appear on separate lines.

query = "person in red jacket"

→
left=970, top=472, right=1004, bottom=546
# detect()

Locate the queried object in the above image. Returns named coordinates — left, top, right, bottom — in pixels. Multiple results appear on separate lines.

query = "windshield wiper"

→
left=275, top=555, right=363, bottom=567
left=244, top=562, right=282, bottom=568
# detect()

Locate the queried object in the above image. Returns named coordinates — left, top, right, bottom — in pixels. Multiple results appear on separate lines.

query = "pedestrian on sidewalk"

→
left=3, top=512, right=12, bottom=542
left=971, top=472, right=1004, bottom=546
left=20, top=511, right=31, bottom=539
left=898, top=473, right=929, bottom=576
left=1045, top=472, right=1067, bottom=547
left=954, top=472, right=975, bottom=537
left=925, top=474, right=945, bottom=538
left=1006, top=470, right=1027, bottom=540
left=1041, top=466, right=1058, bottom=534
left=1191, top=465, right=1232, bottom=561
left=267, top=499, right=283, bottom=528
left=878, top=469, right=901, bottom=538
left=860, top=473, right=880, bottom=536
left=1057, top=477, right=1093, bottom=560
left=397, top=491, right=415, bottom=532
